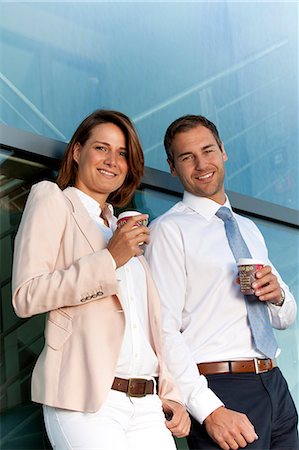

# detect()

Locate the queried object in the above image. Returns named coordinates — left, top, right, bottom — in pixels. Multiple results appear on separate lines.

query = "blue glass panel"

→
left=252, top=217, right=299, bottom=407
left=0, top=2, right=298, bottom=208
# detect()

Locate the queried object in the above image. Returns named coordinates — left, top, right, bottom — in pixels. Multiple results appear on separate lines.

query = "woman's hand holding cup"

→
left=107, top=212, right=149, bottom=268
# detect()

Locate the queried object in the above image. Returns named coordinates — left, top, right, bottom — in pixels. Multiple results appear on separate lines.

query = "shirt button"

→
left=132, top=324, right=137, bottom=330
left=134, top=353, right=138, bottom=359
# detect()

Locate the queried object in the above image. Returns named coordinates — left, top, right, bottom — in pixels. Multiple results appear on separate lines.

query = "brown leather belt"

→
left=198, top=358, right=277, bottom=375
left=111, top=377, right=158, bottom=397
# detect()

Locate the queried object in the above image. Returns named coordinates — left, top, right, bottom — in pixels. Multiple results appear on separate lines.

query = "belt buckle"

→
left=127, top=378, right=147, bottom=397
left=253, top=358, right=268, bottom=374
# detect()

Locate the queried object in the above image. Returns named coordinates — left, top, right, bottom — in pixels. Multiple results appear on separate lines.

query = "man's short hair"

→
left=164, top=115, right=222, bottom=164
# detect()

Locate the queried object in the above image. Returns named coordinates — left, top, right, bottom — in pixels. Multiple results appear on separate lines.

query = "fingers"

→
left=118, top=215, right=150, bottom=245
left=216, top=425, right=257, bottom=450
left=204, top=407, right=258, bottom=450
left=252, top=265, right=281, bottom=302
left=107, top=221, right=150, bottom=268
left=120, top=214, right=149, bottom=230
left=165, top=406, right=191, bottom=438
left=167, top=414, right=190, bottom=438
left=125, top=225, right=150, bottom=248
left=161, top=400, right=191, bottom=438
left=236, top=264, right=282, bottom=304
left=241, top=423, right=259, bottom=446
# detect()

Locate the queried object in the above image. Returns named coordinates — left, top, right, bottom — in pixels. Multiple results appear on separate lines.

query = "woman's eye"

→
left=119, top=151, right=128, bottom=158
left=96, top=146, right=107, bottom=152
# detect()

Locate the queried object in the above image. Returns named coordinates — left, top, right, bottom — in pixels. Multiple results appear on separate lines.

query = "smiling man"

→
left=145, top=115, right=298, bottom=450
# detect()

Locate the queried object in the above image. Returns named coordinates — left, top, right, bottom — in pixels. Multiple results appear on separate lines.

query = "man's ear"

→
left=73, top=143, right=80, bottom=164
left=167, top=159, right=177, bottom=176
left=221, top=143, right=228, bottom=162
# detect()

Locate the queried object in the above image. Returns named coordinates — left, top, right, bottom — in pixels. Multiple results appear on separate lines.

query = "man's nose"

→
left=194, top=155, right=203, bottom=170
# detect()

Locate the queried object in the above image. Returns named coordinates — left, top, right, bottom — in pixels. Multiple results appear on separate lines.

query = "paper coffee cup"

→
left=237, top=258, right=264, bottom=295
left=117, top=211, right=148, bottom=229
left=117, top=211, right=148, bottom=246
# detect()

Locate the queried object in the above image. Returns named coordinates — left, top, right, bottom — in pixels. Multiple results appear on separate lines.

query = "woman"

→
left=12, top=110, right=190, bottom=450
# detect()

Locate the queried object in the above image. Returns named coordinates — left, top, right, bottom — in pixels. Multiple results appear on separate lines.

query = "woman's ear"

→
left=73, top=143, right=80, bottom=164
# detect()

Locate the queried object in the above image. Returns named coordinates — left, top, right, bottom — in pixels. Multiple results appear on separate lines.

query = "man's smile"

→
left=195, top=171, right=214, bottom=181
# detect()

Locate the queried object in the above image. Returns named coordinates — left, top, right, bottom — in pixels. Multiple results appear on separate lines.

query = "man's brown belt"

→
left=198, top=358, right=277, bottom=375
left=111, top=377, right=158, bottom=397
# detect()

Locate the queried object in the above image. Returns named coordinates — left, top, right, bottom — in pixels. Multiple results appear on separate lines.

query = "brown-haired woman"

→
left=12, top=110, right=190, bottom=450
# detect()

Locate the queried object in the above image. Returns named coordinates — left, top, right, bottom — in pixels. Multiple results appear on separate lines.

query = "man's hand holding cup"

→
left=237, top=258, right=284, bottom=306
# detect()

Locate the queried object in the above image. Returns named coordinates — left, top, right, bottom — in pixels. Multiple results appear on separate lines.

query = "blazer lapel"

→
left=63, top=187, right=106, bottom=252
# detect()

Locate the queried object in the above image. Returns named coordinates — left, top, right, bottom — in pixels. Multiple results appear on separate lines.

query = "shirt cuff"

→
left=188, top=387, right=224, bottom=424
left=107, top=251, right=117, bottom=270
left=267, top=297, right=287, bottom=315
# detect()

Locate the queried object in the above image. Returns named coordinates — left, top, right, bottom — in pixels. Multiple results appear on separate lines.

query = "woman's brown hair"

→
left=56, top=110, right=144, bottom=207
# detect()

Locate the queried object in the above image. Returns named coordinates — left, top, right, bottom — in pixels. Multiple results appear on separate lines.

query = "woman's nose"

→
left=104, top=151, right=117, bottom=166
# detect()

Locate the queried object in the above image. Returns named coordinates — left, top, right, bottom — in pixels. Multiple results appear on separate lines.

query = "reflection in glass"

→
left=0, top=151, right=55, bottom=449
left=0, top=2, right=298, bottom=209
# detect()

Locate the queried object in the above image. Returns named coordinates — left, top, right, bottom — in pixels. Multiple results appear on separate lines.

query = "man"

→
left=145, top=115, right=298, bottom=450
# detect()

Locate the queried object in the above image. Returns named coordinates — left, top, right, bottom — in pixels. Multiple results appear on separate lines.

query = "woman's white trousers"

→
left=43, top=389, right=176, bottom=450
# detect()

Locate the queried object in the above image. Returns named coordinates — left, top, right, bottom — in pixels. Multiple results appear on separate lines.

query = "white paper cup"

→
left=117, top=211, right=148, bottom=246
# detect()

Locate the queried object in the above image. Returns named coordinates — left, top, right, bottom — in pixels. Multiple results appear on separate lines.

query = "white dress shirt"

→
left=74, top=188, right=159, bottom=379
left=145, top=191, right=296, bottom=423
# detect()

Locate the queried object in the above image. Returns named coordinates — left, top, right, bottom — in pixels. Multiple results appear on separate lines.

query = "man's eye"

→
left=182, top=155, right=193, bottom=161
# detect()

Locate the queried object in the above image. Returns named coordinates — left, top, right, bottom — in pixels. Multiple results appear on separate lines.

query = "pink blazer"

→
left=12, top=181, right=181, bottom=412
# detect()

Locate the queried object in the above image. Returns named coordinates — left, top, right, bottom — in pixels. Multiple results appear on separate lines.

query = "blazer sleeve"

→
left=12, top=181, right=119, bottom=318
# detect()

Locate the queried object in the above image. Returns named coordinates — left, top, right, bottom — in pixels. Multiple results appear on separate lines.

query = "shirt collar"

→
left=182, top=191, right=232, bottom=221
left=73, top=187, right=114, bottom=219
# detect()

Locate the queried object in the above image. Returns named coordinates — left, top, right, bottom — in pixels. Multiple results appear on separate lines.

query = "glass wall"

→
left=0, top=2, right=298, bottom=210
left=0, top=150, right=55, bottom=449
left=255, top=218, right=298, bottom=405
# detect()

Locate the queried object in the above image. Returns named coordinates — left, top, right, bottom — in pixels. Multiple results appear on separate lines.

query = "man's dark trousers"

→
left=187, top=368, right=298, bottom=450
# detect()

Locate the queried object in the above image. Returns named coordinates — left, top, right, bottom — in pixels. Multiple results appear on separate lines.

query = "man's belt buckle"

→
left=253, top=358, right=269, bottom=374
left=127, top=378, right=147, bottom=397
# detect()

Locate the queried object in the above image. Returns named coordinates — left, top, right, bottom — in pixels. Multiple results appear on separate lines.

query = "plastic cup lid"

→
left=118, top=211, right=141, bottom=220
left=237, top=258, right=264, bottom=266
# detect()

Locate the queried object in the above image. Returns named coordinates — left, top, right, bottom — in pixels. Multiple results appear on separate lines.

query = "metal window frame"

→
left=1, top=124, right=298, bottom=228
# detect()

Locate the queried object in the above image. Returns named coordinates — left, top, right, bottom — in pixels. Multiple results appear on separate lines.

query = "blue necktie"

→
left=216, top=206, right=277, bottom=358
